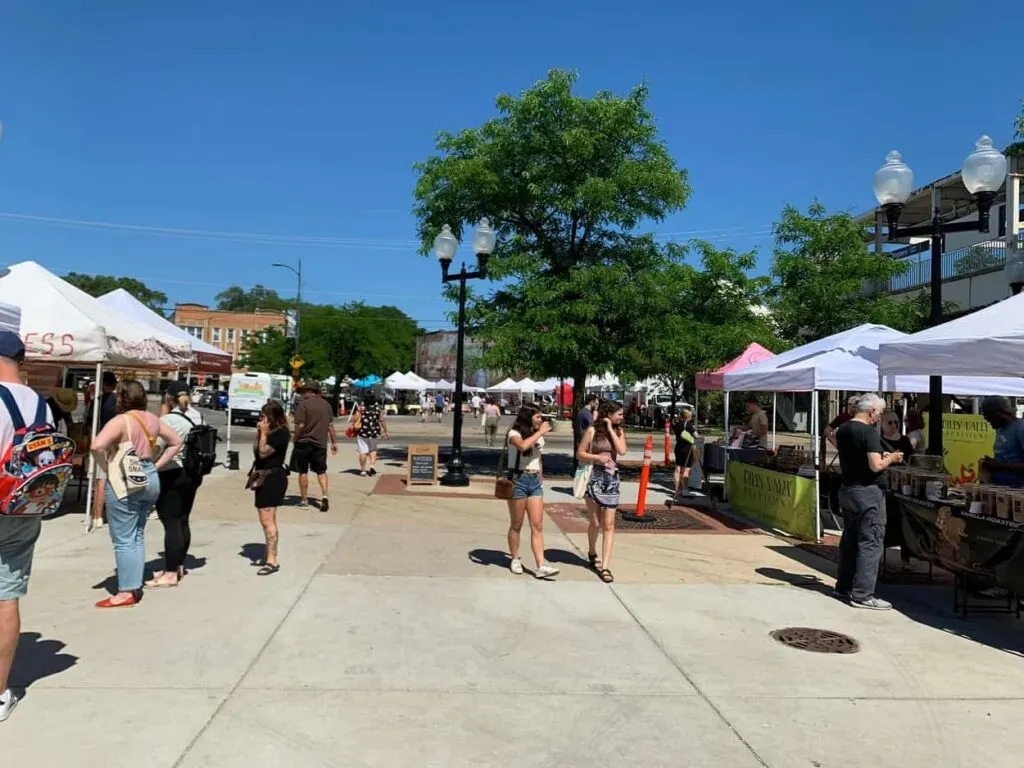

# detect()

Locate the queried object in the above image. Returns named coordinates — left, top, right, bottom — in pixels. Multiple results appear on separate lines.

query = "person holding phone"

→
left=250, top=401, right=290, bottom=576
left=576, top=400, right=628, bottom=583
left=505, top=403, right=558, bottom=579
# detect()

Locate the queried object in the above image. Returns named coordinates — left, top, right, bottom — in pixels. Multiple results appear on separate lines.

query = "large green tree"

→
left=630, top=240, right=781, bottom=414
left=215, top=284, right=289, bottom=312
left=64, top=273, right=168, bottom=314
left=767, top=201, right=908, bottom=343
left=413, top=69, right=691, bottom=409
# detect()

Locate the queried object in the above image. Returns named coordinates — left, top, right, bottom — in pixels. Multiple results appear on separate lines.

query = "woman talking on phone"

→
left=576, top=400, right=628, bottom=583
left=505, top=403, right=559, bottom=579
left=249, top=401, right=290, bottom=576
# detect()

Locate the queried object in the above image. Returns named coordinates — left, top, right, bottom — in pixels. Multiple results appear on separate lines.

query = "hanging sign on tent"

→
left=726, top=462, right=816, bottom=540
left=922, top=413, right=994, bottom=486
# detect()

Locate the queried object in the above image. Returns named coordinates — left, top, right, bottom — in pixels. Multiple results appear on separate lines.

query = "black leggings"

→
left=156, top=467, right=201, bottom=572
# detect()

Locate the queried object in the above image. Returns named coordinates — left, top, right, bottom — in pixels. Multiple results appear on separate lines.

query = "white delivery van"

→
left=228, top=372, right=283, bottom=426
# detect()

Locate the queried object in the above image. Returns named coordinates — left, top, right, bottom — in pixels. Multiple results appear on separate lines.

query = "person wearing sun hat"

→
left=46, top=379, right=78, bottom=434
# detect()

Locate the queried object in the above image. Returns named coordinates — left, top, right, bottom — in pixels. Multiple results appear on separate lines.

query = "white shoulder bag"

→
left=107, top=415, right=151, bottom=500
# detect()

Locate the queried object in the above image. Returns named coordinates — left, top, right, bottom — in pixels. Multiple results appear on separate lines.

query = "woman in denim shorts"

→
left=504, top=404, right=559, bottom=579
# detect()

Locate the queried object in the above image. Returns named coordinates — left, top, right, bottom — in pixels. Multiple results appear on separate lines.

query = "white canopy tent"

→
left=98, top=288, right=231, bottom=374
left=517, top=377, right=538, bottom=394
left=404, top=371, right=434, bottom=389
left=385, top=371, right=417, bottom=390
left=535, top=377, right=560, bottom=393
left=0, top=301, right=20, bottom=334
left=722, top=323, right=1024, bottom=540
left=487, top=377, right=521, bottom=393
left=433, top=379, right=455, bottom=391
left=877, top=291, right=1024, bottom=377
left=0, top=262, right=195, bottom=532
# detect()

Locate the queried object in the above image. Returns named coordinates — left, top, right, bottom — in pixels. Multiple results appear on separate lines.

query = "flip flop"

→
left=257, top=564, right=280, bottom=576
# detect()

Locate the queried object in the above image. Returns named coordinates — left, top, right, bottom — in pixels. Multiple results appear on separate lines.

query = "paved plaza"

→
left=4, top=447, right=1022, bottom=766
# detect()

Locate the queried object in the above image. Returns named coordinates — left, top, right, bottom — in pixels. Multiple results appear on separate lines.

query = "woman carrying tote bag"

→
left=90, top=380, right=182, bottom=609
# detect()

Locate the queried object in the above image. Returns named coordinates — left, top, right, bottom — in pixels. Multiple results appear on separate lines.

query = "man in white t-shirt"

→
left=471, top=394, right=482, bottom=418
left=0, top=332, right=54, bottom=723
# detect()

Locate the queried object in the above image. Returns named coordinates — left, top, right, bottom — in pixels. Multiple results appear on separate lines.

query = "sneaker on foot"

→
left=534, top=563, right=560, bottom=579
left=509, top=557, right=524, bottom=575
left=298, top=498, right=309, bottom=508
left=0, top=689, right=18, bottom=723
left=851, top=596, right=892, bottom=611
left=320, top=497, right=329, bottom=512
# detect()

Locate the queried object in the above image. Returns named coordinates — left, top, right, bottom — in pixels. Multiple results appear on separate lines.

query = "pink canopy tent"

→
left=695, top=343, right=775, bottom=391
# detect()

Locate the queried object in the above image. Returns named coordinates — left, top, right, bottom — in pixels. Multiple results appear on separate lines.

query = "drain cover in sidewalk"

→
left=770, top=627, right=860, bottom=654
left=615, top=507, right=711, bottom=531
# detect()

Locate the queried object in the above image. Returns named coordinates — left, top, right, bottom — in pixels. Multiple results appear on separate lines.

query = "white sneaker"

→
left=534, top=563, right=559, bottom=579
left=0, top=690, right=18, bottom=722
left=509, top=557, right=524, bottom=575
left=851, top=596, right=892, bottom=611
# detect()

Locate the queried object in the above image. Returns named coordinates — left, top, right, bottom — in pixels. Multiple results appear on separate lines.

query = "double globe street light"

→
left=873, top=136, right=1008, bottom=456
left=434, top=218, right=497, bottom=486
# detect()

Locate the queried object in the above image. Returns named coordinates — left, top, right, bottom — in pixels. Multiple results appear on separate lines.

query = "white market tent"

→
left=487, top=377, right=521, bottom=393
left=0, top=301, right=20, bottom=334
left=878, top=291, right=1024, bottom=378
left=536, top=377, right=560, bottom=393
left=721, top=323, right=1024, bottom=541
left=433, top=379, right=455, bottom=391
left=517, top=377, right=538, bottom=394
left=0, top=262, right=195, bottom=532
left=385, top=371, right=417, bottom=390
left=98, top=288, right=232, bottom=374
left=404, top=371, right=434, bottom=389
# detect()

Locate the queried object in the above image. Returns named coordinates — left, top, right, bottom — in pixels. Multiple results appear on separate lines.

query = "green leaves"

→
left=413, top=70, right=691, bottom=402
left=215, top=285, right=289, bottom=312
left=64, top=273, right=168, bottom=314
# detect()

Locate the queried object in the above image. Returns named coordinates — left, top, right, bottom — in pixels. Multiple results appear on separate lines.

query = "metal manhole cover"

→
left=770, top=627, right=860, bottom=654
left=615, top=508, right=712, bottom=531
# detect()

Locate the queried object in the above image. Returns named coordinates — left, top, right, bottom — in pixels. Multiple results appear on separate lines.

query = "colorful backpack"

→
left=0, top=385, right=76, bottom=517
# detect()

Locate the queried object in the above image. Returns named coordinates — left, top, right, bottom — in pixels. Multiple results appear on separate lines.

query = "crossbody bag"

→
left=494, top=433, right=522, bottom=500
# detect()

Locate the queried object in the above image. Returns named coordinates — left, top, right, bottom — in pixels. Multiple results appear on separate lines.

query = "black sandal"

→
left=257, top=564, right=280, bottom=576
left=598, top=568, right=614, bottom=583
left=588, top=553, right=600, bottom=570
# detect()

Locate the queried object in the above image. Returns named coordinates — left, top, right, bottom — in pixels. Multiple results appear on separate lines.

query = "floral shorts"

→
left=587, top=467, right=621, bottom=509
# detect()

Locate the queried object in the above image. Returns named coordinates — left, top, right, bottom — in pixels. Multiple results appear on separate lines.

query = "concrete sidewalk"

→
left=5, top=452, right=1023, bottom=766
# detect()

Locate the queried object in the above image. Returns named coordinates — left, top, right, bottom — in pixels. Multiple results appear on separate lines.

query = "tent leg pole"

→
left=812, top=389, right=821, bottom=541
left=771, top=392, right=777, bottom=450
left=83, top=362, right=102, bottom=533
left=723, top=390, right=730, bottom=502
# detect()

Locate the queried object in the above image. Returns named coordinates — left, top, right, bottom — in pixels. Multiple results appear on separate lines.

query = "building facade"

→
left=172, top=304, right=287, bottom=367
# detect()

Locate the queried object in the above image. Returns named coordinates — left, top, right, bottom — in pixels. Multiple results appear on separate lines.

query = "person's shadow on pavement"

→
left=756, top=567, right=835, bottom=597
left=7, top=632, right=78, bottom=699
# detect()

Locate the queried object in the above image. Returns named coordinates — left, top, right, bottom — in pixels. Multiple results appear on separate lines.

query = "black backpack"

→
left=170, top=412, right=217, bottom=479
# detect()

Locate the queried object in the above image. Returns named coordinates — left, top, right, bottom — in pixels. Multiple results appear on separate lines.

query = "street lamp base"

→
left=440, top=461, right=471, bottom=487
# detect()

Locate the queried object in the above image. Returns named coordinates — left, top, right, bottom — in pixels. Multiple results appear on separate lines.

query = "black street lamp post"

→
left=435, top=219, right=496, bottom=487
left=272, top=259, right=302, bottom=356
left=873, top=137, right=1007, bottom=457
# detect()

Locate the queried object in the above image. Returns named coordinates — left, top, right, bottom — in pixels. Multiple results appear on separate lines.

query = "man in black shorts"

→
left=291, top=380, right=337, bottom=511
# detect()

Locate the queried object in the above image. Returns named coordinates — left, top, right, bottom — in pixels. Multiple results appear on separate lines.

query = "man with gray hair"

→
left=833, top=392, right=904, bottom=610
left=979, top=396, right=1024, bottom=487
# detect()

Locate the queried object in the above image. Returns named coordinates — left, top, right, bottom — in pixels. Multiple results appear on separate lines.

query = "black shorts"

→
left=254, top=469, right=288, bottom=509
left=290, top=442, right=328, bottom=475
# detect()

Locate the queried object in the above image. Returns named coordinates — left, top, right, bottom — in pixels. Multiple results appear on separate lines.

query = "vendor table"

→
left=893, top=493, right=1024, bottom=618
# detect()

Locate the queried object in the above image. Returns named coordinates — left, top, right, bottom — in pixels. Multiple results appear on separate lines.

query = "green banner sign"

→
left=727, top=462, right=817, bottom=540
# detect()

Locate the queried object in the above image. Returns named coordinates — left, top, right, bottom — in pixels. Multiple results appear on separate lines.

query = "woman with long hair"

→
left=672, top=407, right=696, bottom=494
left=483, top=397, right=501, bottom=447
left=147, top=381, right=206, bottom=588
left=90, top=380, right=182, bottom=608
left=250, top=401, right=290, bottom=576
left=505, top=403, right=558, bottom=579
left=576, top=400, right=627, bottom=583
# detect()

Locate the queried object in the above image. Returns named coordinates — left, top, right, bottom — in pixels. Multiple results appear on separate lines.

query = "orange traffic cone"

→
left=339, top=400, right=346, bottom=417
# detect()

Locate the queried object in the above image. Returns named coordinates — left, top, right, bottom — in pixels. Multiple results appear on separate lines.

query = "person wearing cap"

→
left=979, top=397, right=1024, bottom=488
left=0, top=332, right=58, bottom=721
left=291, top=380, right=337, bottom=510
left=147, top=381, right=206, bottom=588
left=825, top=395, right=860, bottom=448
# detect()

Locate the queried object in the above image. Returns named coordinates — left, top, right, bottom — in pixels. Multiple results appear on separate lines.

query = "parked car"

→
left=191, top=387, right=211, bottom=406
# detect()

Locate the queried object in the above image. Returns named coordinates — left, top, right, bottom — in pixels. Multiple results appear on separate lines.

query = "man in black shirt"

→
left=573, top=394, right=598, bottom=472
left=834, top=393, right=903, bottom=610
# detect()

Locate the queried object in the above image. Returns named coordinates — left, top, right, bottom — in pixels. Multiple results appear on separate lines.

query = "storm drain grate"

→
left=770, top=627, right=860, bottom=654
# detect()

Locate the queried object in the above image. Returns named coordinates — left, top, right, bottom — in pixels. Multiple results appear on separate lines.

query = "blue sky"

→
left=1, top=1, right=1021, bottom=331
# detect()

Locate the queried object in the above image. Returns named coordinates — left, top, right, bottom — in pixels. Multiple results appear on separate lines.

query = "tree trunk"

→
left=571, top=363, right=588, bottom=416
left=331, top=372, right=343, bottom=413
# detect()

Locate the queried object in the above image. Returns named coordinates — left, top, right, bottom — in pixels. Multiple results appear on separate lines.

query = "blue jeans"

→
left=105, top=462, right=160, bottom=592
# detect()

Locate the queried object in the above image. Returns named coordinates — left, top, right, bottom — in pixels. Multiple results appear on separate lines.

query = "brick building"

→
left=171, top=304, right=287, bottom=368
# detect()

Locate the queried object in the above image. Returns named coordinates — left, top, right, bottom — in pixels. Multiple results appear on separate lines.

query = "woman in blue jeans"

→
left=504, top=404, right=558, bottom=579
left=91, top=380, right=182, bottom=608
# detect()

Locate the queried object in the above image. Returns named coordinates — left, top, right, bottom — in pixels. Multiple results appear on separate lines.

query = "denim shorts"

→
left=513, top=471, right=543, bottom=499
left=0, top=517, right=43, bottom=600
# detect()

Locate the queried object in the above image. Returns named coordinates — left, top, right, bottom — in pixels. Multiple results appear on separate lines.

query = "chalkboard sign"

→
left=407, top=444, right=438, bottom=485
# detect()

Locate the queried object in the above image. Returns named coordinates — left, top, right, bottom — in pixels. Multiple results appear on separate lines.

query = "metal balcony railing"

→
left=872, top=236, right=1023, bottom=295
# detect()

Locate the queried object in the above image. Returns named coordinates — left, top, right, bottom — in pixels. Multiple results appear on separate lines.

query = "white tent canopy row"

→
left=723, top=323, right=1024, bottom=396
left=878, top=291, right=1024, bottom=378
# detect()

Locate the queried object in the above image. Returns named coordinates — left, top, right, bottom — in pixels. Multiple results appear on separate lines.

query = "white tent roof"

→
left=724, top=323, right=1024, bottom=395
left=487, top=377, right=521, bottom=393
left=98, top=288, right=231, bottom=372
left=517, top=377, right=538, bottom=393
left=535, top=377, right=559, bottom=393
left=404, top=371, right=434, bottom=388
left=0, top=262, right=192, bottom=366
left=385, top=371, right=418, bottom=390
left=0, top=301, right=20, bottom=334
left=586, top=373, right=620, bottom=390
left=878, top=292, right=1024, bottom=378
left=433, top=379, right=455, bottom=391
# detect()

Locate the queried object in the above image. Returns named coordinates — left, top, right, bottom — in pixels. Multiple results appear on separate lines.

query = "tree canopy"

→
left=413, top=69, right=691, bottom=407
left=767, top=201, right=909, bottom=343
left=215, top=285, right=289, bottom=312
left=64, top=273, right=168, bottom=314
